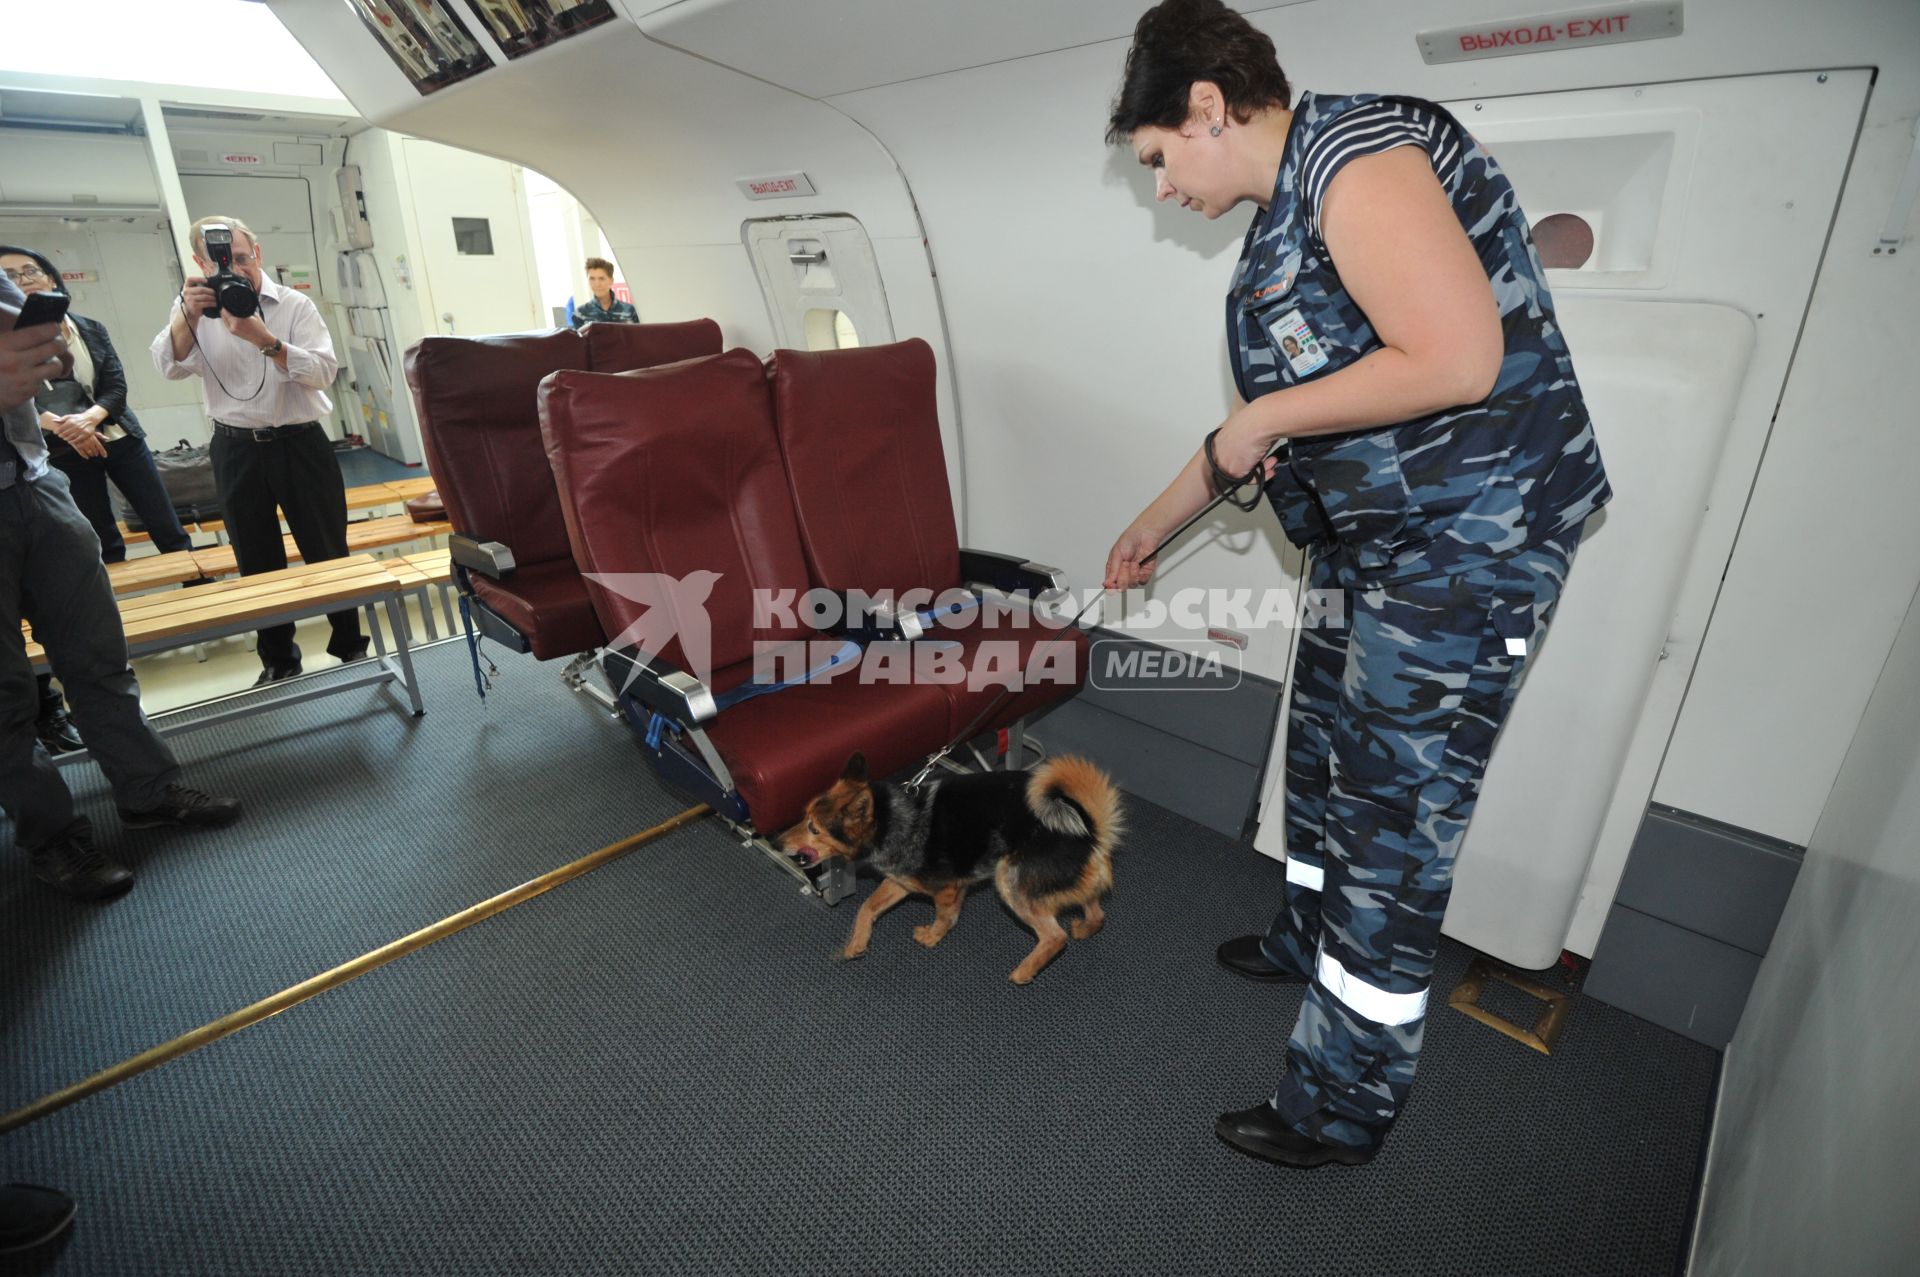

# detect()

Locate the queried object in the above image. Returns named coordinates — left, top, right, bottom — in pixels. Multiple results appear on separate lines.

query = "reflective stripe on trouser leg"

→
left=1271, top=534, right=1580, bottom=1150
left=1263, top=551, right=1347, bottom=978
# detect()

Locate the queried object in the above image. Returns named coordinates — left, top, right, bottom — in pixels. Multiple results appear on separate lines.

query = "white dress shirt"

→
left=150, top=275, right=338, bottom=429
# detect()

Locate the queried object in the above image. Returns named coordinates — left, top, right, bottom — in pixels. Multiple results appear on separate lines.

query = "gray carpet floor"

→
left=333, top=447, right=424, bottom=486
left=1, top=642, right=1718, bottom=1276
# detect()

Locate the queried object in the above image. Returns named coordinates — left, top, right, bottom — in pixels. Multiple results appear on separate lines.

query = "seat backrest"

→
left=404, top=329, right=589, bottom=567
left=769, top=339, right=961, bottom=598
left=582, top=319, right=724, bottom=373
left=538, top=350, right=815, bottom=678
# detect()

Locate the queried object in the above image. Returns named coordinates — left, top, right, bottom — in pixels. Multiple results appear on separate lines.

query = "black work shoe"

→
left=331, top=643, right=372, bottom=664
left=119, top=784, right=242, bottom=831
left=0, top=1183, right=77, bottom=1254
left=34, top=708, right=84, bottom=755
left=252, top=663, right=303, bottom=687
left=1215, top=1102, right=1375, bottom=1168
left=28, top=819, right=133, bottom=901
left=1216, top=935, right=1306, bottom=983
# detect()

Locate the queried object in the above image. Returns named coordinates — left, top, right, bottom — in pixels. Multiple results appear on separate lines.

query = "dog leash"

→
left=902, top=434, right=1284, bottom=790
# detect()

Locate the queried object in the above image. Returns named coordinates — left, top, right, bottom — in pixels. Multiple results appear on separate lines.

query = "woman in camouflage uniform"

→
left=1103, top=0, right=1611, bottom=1168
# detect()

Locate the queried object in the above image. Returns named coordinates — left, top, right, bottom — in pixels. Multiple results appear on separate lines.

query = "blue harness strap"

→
left=914, top=593, right=981, bottom=630
left=712, top=638, right=863, bottom=711
left=456, top=592, right=495, bottom=700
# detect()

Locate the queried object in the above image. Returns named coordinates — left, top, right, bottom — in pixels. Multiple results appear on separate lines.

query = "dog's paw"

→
left=1009, top=967, right=1037, bottom=986
left=839, top=944, right=868, bottom=962
left=1069, top=917, right=1103, bottom=941
left=913, top=924, right=944, bottom=949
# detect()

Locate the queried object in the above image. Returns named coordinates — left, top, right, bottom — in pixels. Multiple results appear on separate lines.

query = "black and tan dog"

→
left=782, top=753, right=1124, bottom=984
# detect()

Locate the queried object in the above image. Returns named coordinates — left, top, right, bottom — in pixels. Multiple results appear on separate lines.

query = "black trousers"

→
left=2, top=467, right=178, bottom=849
left=50, top=433, right=193, bottom=563
left=208, top=423, right=363, bottom=670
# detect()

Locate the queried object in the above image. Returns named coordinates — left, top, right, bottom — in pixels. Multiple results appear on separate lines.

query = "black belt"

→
left=214, top=420, right=318, bottom=442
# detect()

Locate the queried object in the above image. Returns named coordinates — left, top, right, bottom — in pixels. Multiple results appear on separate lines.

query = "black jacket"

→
left=45, top=312, right=144, bottom=454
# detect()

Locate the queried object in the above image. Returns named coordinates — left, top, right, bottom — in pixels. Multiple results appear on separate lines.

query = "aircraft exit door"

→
left=745, top=215, right=895, bottom=352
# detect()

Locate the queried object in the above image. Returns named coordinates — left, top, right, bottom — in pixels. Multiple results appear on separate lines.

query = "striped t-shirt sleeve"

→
left=1298, top=99, right=1463, bottom=244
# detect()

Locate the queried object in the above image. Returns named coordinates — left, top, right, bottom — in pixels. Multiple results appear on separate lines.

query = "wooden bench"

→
left=383, top=549, right=457, bottom=641
left=383, top=477, right=438, bottom=501
left=193, top=482, right=413, bottom=538
left=187, top=515, right=452, bottom=578
left=28, top=555, right=425, bottom=759
left=105, top=551, right=207, bottom=596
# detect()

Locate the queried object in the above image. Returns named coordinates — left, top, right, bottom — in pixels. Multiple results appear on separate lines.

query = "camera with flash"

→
left=200, top=224, right=260, bottom=320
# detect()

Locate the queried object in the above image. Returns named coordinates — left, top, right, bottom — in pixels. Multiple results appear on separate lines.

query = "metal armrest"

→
left=850, top=594, right=925, bottom=642
left=601, top=647, right=718, bottom=726
left=957, top=549, right=1067, bottom=596
left=449, top=533, right=516, bottom=580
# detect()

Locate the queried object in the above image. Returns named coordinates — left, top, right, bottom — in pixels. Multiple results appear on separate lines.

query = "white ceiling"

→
left=640, top=0, right=1309, bottom=100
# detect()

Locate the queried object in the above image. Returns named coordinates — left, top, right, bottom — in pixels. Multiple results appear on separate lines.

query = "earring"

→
left=1210, top=121, right=1223, bottom=136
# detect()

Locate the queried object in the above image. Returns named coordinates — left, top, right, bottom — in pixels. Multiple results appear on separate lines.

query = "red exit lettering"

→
left=1459, top=13, right=1630, bottom=52
left=751, top=178, right=797, bottom=195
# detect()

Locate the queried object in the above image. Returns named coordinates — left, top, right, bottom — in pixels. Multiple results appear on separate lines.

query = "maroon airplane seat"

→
left=769, top=339, right=961, bottom=596
left=404, top=330, right=604, bottom=659
left=768, top=340, right=1087, bottom=738
left=582, top=318, right=724, bottom=373
left=538, top=350, right=953, bottom=831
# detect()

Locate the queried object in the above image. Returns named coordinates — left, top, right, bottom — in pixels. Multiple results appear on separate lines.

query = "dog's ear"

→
left=842, top=752, right=868, bottom=782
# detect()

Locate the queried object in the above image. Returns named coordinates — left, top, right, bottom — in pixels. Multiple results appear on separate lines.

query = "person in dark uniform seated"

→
left=3, top=245, right=199, bottom=756
left=149, top=215, right=367, bottom=685
left=569, top=255, right=638, bottom=327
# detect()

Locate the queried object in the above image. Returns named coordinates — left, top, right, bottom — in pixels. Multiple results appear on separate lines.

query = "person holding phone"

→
left=1, top=266, right=241, bottom=903
left=0, top=247, right=192, bottom=564
left=3, top=246, right=201, bottom=757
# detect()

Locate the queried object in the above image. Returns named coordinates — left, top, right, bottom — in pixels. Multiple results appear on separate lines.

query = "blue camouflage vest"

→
left=1231, top=90, right=1612, bottom=586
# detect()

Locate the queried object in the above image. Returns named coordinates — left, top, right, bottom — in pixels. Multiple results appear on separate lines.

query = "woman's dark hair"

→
left=1106, top=0, right=1291, bottom=143
left=0, top=244, right=64, bottom=293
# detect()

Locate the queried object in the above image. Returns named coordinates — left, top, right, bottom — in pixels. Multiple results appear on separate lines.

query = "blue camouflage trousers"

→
left=1262, top=531, right=1582, bottom=1150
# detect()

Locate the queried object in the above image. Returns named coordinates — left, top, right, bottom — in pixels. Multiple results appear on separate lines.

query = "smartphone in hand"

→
left=12, top=290, right=70, bottom=329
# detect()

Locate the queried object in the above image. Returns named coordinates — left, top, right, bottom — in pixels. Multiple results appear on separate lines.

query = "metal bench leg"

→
left=366, top=603, right=389, bottom=658
left=416, top=586, right=439, bottom=641
left=383, top=595, right=425, bottom=716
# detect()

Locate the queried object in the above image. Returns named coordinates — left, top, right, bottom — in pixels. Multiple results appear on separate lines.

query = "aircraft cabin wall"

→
left=263, top=0, right=1919, bottom=966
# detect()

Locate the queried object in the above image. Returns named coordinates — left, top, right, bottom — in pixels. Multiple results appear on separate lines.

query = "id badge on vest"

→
left=1261, top=306, right=1330, bottom=378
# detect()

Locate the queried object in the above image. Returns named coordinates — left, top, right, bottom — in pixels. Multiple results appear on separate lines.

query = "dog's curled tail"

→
left=1027, top=756, right=1125, bottom=856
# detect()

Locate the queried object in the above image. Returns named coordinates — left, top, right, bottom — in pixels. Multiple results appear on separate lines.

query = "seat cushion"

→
left=698, top=659, right=955, bottom=833
left=469, top=560, right=605, bottom=661
left=404, top=329, right=588, bottom=568
left=538, top=350, right=814, bottom=677
left=583, top=319, right=724, bottom=373
left=769, top=340, right=961, bottom=599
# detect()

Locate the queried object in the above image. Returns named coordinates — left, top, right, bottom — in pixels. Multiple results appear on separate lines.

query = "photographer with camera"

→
left=151, top=215, right=366, bottom=683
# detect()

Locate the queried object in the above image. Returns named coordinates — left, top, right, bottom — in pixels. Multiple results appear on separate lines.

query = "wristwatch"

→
left=261, top=338, right=285, bottom=358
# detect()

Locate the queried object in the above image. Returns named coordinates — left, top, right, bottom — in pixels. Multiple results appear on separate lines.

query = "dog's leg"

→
left=841, top=878, right=911, bottom=960
left=1006, top=902, right=1069, bottom=985
left=913, top=885, right=966, bottom=949
left=1069, top=897, right=1105, bottom=941
left=994, top=870, right=1069, bottom=984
